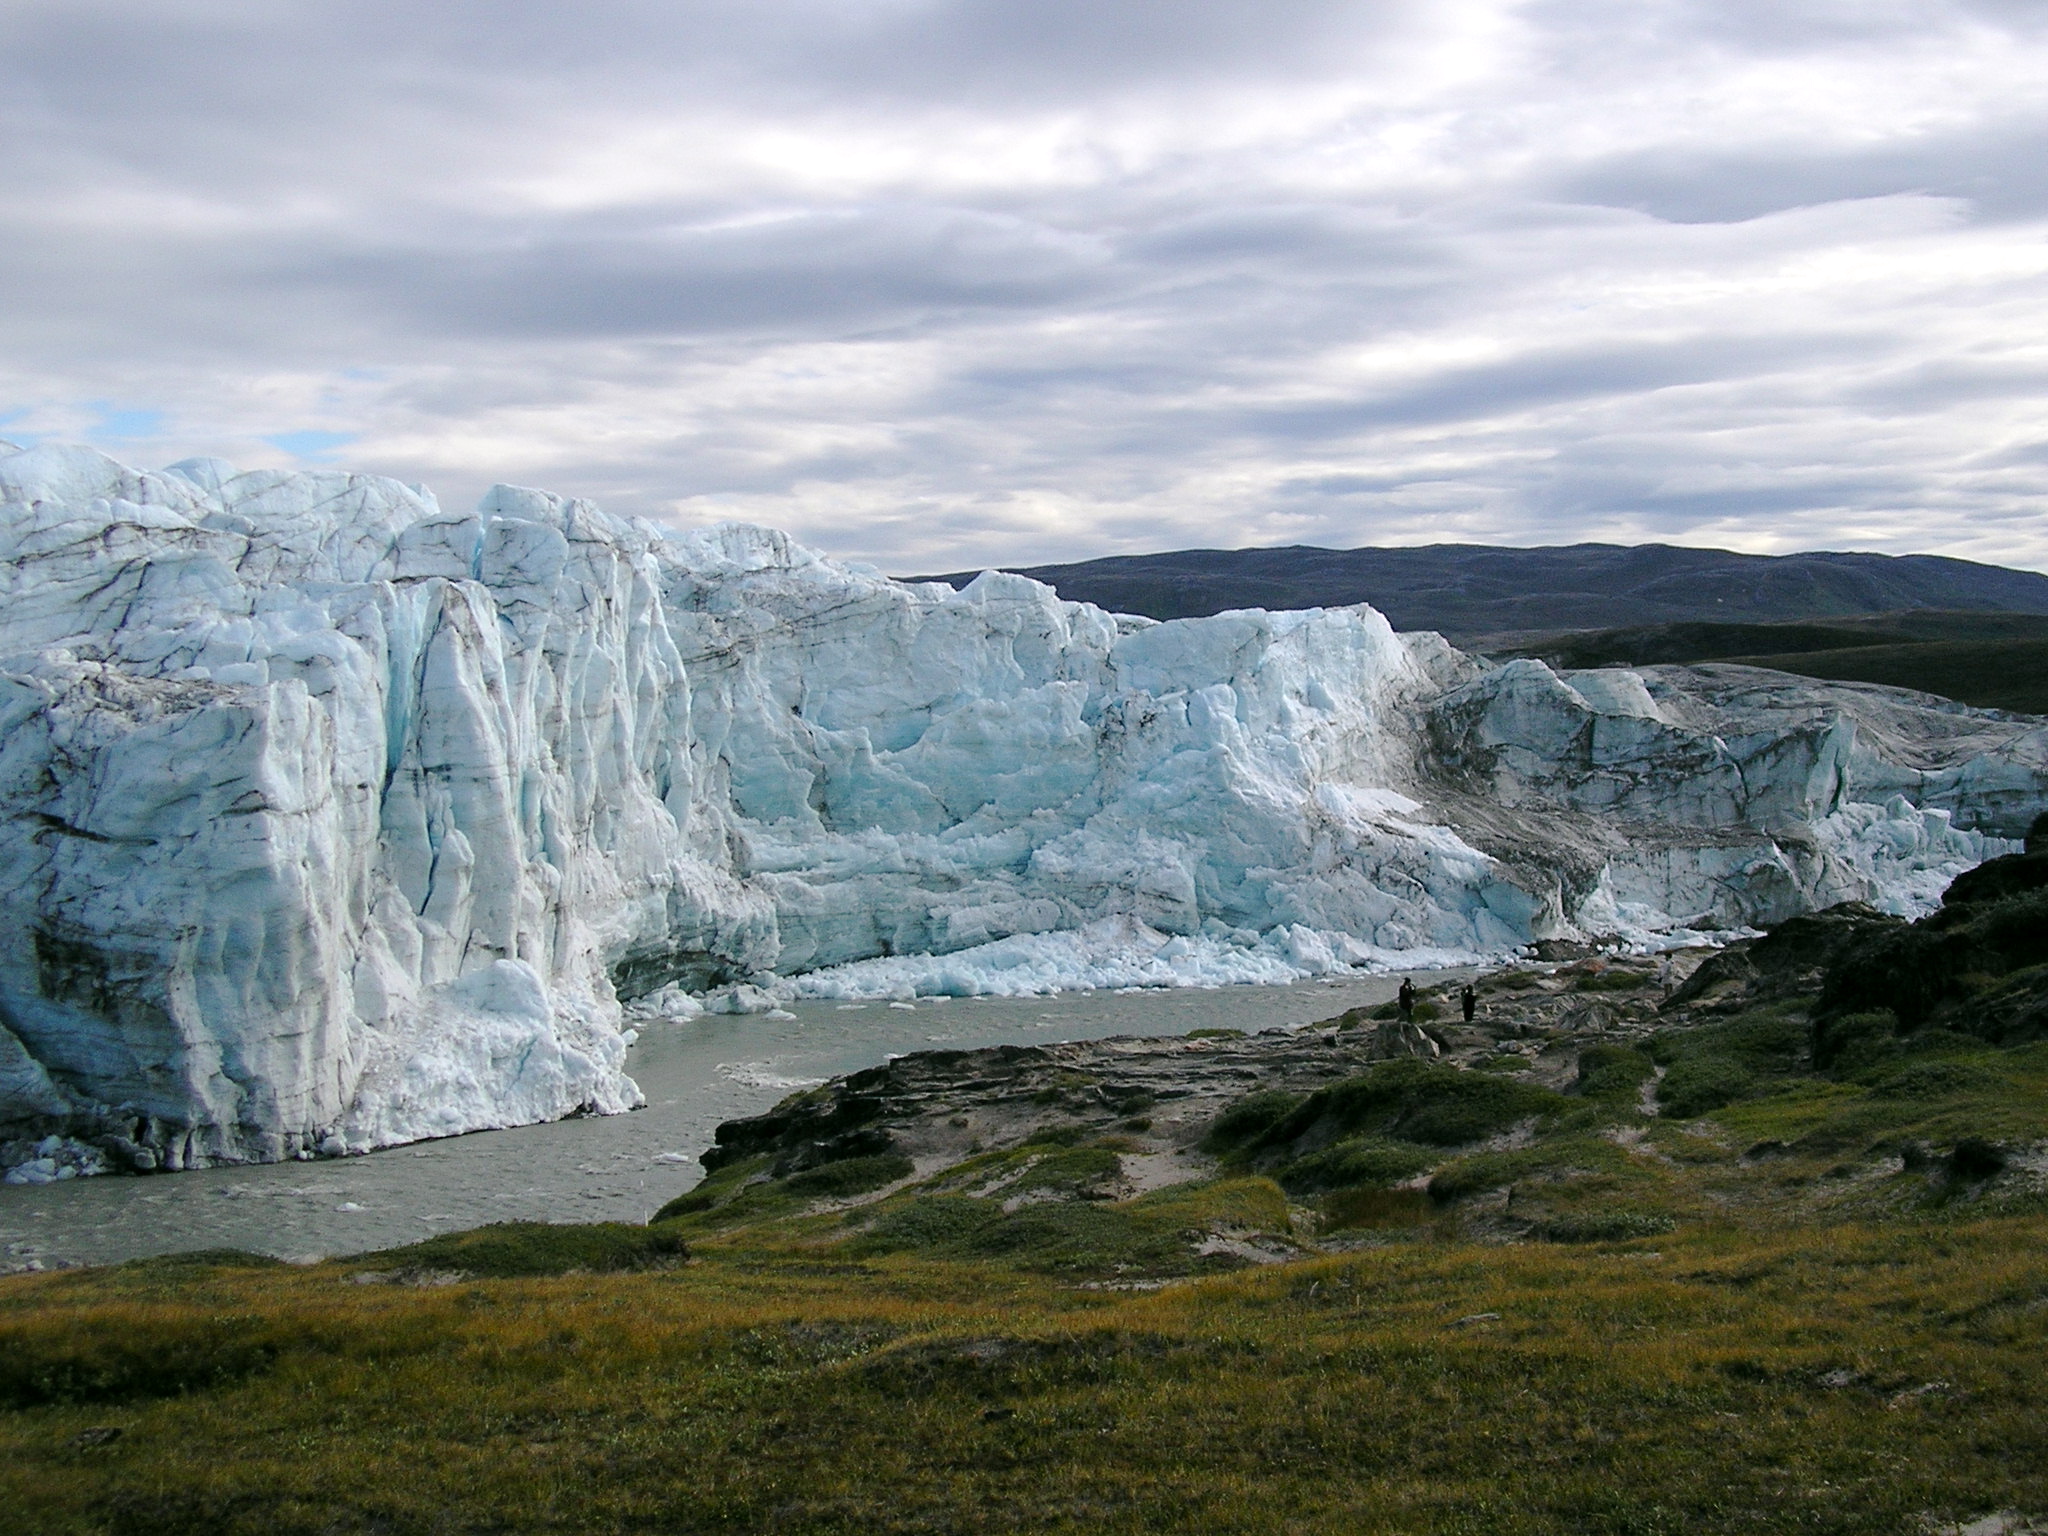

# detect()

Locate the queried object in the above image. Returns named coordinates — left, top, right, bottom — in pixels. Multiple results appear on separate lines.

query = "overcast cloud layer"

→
left=4, top=0, right=2047, bottom=572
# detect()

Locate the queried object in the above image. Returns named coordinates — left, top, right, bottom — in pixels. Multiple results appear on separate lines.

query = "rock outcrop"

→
left=1812, top=837, right=2048, bottom=1061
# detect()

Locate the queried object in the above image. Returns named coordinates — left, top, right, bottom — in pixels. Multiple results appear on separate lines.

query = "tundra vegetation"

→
left=3, top=834, right=2046, bottom=1535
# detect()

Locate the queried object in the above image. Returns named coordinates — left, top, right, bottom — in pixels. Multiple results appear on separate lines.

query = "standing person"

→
left=1397, top=977, right=1416, bottom=1022
left=1460, top=983, right=1477, bottom=1023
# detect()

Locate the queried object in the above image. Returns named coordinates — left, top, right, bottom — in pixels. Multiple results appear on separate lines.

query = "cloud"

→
left=0, top=0, right=2045, bottom=574
left=1556, top=125, right=2048, bottom=225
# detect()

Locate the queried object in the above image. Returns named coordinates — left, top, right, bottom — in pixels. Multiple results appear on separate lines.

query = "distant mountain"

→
left=907, top=544, right=2048, bottom=642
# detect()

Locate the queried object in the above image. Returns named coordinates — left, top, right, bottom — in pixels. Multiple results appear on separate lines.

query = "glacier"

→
left=0, top=441, right=2042, bottom=1174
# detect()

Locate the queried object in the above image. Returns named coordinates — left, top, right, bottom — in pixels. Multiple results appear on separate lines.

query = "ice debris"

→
left=1, top=1134, right=107, bottom=1185
left=0, top=443, right=2042, bottom=1173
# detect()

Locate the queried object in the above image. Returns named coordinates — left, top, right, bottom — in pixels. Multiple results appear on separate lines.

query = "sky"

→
left=3, top=0, right=2047, bottom=574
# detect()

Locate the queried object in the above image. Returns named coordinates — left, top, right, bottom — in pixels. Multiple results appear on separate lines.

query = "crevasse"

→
left=1, top=443, right=2041, bottom=1172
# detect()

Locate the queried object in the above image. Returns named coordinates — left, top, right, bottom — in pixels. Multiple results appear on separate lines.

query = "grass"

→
left=5, top=978, right=2047, bottom=1533
left=3, top=1217, right=2046, bottom=1534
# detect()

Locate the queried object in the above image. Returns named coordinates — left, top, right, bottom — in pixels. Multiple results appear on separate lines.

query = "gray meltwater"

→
left=2, top=973, right=1416, bottom=1270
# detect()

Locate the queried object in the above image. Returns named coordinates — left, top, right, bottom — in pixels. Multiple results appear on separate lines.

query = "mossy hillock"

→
left=341, top=1221, right=690, bottom=1280
left=1242, top=1059, right=1568, bottom=1158
left=1812, top=844, right=2048, bottom=1062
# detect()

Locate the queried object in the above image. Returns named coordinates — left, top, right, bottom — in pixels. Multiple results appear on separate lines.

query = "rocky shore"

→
left=668, top=949, right=1708, bottom=1246
left=669, top=822, right=2046, bottom=1261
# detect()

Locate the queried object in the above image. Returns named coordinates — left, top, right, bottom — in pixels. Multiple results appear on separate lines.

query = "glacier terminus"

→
left=1, top=442, right=2042, bottom=1177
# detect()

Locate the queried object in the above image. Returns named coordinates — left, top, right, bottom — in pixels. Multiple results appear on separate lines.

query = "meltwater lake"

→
left=2, top=972, right=1421, bottom=1272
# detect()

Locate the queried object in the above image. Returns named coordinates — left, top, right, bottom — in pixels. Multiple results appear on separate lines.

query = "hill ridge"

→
left=907, top=541, right=2048, bottom=640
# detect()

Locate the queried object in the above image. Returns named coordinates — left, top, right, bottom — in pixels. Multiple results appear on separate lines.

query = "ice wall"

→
left=1, top=444, right=2041, bottom=1171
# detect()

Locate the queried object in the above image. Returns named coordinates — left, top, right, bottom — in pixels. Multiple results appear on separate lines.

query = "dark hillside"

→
left=908, top=543, right=2048, bottom=638
left=1497, top=611, right=2048, bottom=714
left=1714, top=640, right=2048, bottom=715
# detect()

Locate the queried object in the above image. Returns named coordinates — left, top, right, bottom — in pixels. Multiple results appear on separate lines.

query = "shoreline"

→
left=1, top=965, right=1436, bottom=1272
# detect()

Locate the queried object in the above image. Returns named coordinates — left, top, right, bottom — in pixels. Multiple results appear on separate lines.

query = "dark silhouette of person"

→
left=1460, top=983, right=1477, bottom=1023
left=1397, top=977, right=1416, bottom=1022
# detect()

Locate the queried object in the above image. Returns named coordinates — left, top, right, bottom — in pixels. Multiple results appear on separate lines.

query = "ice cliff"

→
left=2, top=443, right=2042, bottom=1172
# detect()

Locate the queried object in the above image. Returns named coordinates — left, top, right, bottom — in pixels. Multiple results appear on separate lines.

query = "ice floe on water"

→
left=0, top=442, right=2042, bottom=1174
left=714, top=1063, right=828, bottom=1092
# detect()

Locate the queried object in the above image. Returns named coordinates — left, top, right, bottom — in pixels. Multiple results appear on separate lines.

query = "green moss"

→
left=1534, top=1212, right=1676, bottom=1243
left=1125, top=1177, right=1290, bottom=1234
left=1649, top=1005, right=1810, bottom=1117
left=1200, top=1089, right=1306, bottom=1155
left=1426, top=1136, right=1634, bottom=1205
left=0, top=1314, right=328, bottom=1410
left=1020, top=1124, right=1089, bottom=1147
left=1857, top=1058, right=2003, bottom=1100
left=1696, top=1077, right=1860, bottom=1134
left=897, top=1144, right=1037, bottom=1196
left=1253, top=1059, right=1568, bottom=1154
left=849, top=1195, right=1002, bottom=1252
left=652, top=1152, right=771, bottom=1220
left=849, top=1196, right=1178, bottom=1274
left=1653, top=1004, right=1809, bottom=1073
left=663, top=1152, right=920, bottom=1228
left=780, top=1153, right=915, bottom=1200
left=1318, top=1187, right=1433, bottom=1231
left=116, top=1249, right=286, bottom=1275
left=1659, top=1055, right=1760, bottom=1118
left=1689, top=1033, right=2048, bottom=1176
left=1006, top=1146, right=1122, bottom=1195
left=1274, top=1136, right=1436, bottom=1195
left=652, top=1189, right=719, bottom=1218
left=1816, top=1009, right=1904, bottom=1074
left=1575, top=1043, right=1656, bottom=1103
left=844, top=1177, right=1289, bottom=1275
left=344, top=1221, right=689, bottom=1280
left=952, top=1204, right=1189, bottom=1271
left=1576, top=969, right=1649, bottom=993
